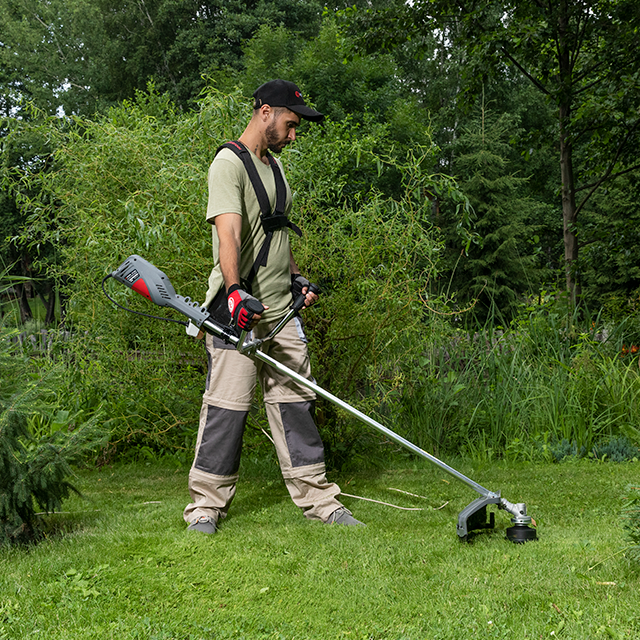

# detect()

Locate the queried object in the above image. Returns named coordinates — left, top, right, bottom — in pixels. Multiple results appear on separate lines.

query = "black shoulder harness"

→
left=216, top=140, right=302, bottom=288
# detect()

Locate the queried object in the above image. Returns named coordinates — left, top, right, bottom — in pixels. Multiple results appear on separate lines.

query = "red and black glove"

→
left=227, top=285, right=265, bottom=330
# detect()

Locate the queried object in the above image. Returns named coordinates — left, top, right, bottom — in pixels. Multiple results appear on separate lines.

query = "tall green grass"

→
left=393, top=302, right=640, bottom=463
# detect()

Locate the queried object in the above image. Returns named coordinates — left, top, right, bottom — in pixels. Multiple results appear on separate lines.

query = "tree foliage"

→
left=444, top=105, right=546, bottom=322
left=240, top=18, right=432, bottom=150
left=0, top=0, right=324, bottom=116
left=579, top=173, right=640, bottom=315
left=340, top=0, right=640, bottom=306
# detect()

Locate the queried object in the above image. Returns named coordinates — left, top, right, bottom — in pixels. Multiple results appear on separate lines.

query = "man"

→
left=183, top=79, right=364, bottom=534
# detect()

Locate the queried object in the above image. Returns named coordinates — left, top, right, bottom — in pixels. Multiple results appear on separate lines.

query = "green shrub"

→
left=0, top=327, right=106, bottom=544
left=14, top=88, right=460, bottom=466
left=592, top=436, right=640, bottom=462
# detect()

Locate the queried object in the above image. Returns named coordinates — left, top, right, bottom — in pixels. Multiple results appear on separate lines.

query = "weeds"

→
left=393, top=298, right=640, bottom=464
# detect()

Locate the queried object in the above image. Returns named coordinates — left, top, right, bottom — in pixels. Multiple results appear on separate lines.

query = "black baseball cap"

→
left=253, top=79, right=324, bottom=123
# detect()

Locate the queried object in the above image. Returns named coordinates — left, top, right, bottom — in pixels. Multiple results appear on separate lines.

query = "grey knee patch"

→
left=280, top=401, right=325, bottom=467
left=194, top=405, right=247, bottom=476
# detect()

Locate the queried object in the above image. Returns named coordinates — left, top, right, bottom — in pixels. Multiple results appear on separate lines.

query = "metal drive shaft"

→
left=201, top=317, right=496, bottom=499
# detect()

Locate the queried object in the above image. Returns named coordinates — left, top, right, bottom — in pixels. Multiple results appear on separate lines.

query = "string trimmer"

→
left=104, top=255, right=537, bottom=543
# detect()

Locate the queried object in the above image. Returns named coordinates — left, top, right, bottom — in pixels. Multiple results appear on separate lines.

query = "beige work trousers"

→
left=183, top=317, right=343, bottom=525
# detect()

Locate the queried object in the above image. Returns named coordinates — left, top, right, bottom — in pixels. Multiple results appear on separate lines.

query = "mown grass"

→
left=1, top=457, right=638, bottom=639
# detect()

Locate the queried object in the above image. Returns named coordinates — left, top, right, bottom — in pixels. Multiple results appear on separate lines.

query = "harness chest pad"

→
left=215, top=141, right=302, bottom=285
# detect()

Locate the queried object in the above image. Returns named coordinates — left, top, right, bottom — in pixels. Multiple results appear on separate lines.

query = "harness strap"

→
left=265, top=153, right=287, bottom=219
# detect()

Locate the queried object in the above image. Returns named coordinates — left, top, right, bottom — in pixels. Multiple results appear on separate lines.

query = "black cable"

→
left=101, top=275, right=188, bottom=327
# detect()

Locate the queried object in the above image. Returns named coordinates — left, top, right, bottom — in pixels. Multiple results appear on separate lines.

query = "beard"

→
left=265, top=120, right=289, bottom=154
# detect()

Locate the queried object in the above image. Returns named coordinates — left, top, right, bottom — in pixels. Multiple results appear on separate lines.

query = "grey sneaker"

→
left=187, top=516, right=217, bottom=534
left=325, top=507, right=365, bottom=526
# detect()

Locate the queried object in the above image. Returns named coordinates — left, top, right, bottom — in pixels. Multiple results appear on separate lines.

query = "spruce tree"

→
left=445, top=105, right=542, bottom=323
left=0, top=319, right=105, bottom=544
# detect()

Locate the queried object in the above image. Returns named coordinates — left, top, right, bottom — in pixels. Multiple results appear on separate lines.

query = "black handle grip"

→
left=292, top=283, right=321, bottom=311
left=245, top=298, right=265, bottom=315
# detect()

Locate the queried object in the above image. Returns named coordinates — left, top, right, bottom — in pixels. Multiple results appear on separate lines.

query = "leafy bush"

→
left=13, top=88, right=461, bottom=466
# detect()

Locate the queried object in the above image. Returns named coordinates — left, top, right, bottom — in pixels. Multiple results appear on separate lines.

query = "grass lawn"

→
left=1, top=457, right=638, bottom=639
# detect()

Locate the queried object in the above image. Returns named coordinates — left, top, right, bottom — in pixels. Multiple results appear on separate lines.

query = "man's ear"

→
left=259, top=104, right=273, bottom=122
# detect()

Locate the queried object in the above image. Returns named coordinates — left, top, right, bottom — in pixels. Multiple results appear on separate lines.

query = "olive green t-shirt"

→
left=204, top=146, right=293, bottom=322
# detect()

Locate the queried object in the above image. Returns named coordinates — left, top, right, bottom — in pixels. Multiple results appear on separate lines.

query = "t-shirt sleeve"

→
left=206, top=155, right=244, bottom=223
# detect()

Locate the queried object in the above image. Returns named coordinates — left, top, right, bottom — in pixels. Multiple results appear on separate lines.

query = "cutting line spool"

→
left=507, top=524, right=539, bottom=543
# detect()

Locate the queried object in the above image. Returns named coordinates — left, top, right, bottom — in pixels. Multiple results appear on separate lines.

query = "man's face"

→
left=265, top=108, right=301, bottom=154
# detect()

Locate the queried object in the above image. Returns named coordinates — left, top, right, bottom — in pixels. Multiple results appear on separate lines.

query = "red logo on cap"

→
left=295, top=91, right=302, bottom=98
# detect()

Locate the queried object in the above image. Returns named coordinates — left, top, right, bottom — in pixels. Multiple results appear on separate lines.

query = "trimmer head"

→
left=458, top=494, right=538, bottom=543
left=502, top=499, right=537, bottom=543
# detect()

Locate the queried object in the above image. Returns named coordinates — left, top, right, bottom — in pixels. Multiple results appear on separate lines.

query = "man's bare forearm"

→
left=219, top=242, right=241, bottom=291
left=215, top=213, right=243, bottom=291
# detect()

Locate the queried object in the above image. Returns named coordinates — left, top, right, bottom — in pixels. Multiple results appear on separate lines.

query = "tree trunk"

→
left=559, top=105, right=578, bottom=305
left=45, top=287, right=56, bottom=324
left=37, top=282, right=57, bottom=325
left=15, top=283, right=33, bottom=323
left=557, top=2, right=579, bottom=307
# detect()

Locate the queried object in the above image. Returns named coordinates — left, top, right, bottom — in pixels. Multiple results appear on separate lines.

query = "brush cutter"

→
left=104, top=255, right=537, bottom=543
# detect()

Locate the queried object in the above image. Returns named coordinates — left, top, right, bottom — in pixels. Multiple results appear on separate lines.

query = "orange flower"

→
left=621, top=344, right=629, bottom=356
left=631, top=345, right=639, bottom=355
